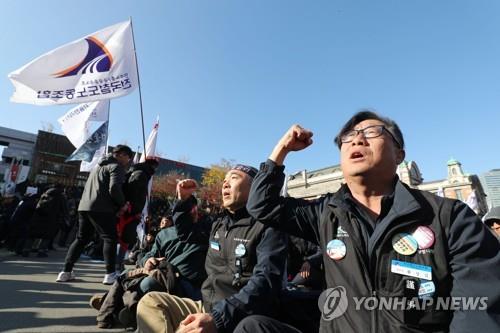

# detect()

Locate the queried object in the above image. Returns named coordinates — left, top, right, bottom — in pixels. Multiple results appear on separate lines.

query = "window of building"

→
left=455, top=189, right=463, bottom=200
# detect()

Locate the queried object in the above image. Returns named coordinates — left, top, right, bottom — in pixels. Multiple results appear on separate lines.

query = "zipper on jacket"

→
left=371, top=290, right=378, bottom=333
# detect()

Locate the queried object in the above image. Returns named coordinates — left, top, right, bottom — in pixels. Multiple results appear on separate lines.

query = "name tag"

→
left=210, top=241, right=220, bottom=251
left=391, top=260, right=432, bottom=280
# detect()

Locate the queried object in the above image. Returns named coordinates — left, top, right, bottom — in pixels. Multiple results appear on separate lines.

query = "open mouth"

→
left=350, top=151, right=364, bottom=159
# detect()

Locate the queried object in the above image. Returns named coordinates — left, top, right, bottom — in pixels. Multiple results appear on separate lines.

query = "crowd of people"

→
left=1, top=111, right=499, bottom=333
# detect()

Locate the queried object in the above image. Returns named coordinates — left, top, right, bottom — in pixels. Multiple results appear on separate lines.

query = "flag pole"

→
left=129, top=17, right=147, bottom=156
left=105, top=100, right=111, bottom=154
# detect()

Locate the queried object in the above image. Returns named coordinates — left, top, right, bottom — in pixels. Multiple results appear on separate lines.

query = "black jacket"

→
left=78, top=154, right=127, bottom=213
left=173, top=195, right=288, bottom=333
left=29, top=187, right=68, bottom=239
left=247, top=159, right=500, bottom=333
left=123, top=162, right=155, bottom=215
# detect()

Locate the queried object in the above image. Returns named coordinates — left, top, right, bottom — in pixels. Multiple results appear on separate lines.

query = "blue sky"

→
left=1, top=0, right=499, bottom=182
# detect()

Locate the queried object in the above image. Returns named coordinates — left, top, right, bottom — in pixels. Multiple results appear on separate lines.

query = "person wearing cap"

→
left=483, top=206, right=500, bottom=240
left=244, top=111, right=500, bottom=333
left=57, top=144, right=134, bottom=285
left=135, top=164, right=288, bottom=333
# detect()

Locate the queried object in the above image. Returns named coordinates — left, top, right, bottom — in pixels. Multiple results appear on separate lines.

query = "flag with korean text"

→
left=58, top=100, right=109, bottom=148
left=8, top=21, right=137, bottom=105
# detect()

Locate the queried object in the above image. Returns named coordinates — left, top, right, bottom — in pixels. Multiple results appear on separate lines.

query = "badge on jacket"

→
left=235, top=243, right=246, bottom=257
left=418, top=280, right=436, bottom=299
left=391, top=233, right=418, bottom=255
left=412, top=226, right=435, bottom=250
left=391, top=260, right=432, bottom=280
left=326, top=239, right=346, bottom=260
left=210, top=240, right=220, bottom=251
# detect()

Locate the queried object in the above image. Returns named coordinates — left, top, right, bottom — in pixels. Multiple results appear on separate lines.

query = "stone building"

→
left=286, top=158, right=488, bottom=216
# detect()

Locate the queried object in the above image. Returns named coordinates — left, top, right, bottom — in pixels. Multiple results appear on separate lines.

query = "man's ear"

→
left=396, top=148, right=406, bottom=165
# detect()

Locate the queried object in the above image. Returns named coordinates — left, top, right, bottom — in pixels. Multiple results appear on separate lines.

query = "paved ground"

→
left=0, top=247, right=127, bottom=333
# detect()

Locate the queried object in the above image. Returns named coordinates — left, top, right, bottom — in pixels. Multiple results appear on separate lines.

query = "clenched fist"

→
left=177, top=179, right=198, bottom=201
left=270, top=124, right=314, bottom=165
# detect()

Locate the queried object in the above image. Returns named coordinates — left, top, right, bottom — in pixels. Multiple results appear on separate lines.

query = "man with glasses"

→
left=483, top=206, right=500, bottom=240
left=242, top=111, right=500, bottom=333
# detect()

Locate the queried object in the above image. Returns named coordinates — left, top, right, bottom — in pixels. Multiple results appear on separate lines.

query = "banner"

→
left=58, top=100, right=109, bottom=147
left=66, top=121, right=108, bottom=162
left=9, top=20, right=137, bottom=105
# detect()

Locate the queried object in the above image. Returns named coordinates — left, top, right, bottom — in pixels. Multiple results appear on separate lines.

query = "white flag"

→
left=58, top=100, right=109, bottom=147
left=132, top=148, right=141, bottom=165
left=80, top=145, right=106, bottom=172
left=15, top=166, right=30, bottom=184
left=66, top=121, right=108, bottom=162
left=9, top=20, right=137, bottom=105
left=140, top=116, right=159, bottom=162
left=138, top=117, right=160, bottom=245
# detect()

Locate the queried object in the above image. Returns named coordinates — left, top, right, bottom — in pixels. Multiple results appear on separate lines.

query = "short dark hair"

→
left=334, top=110, right=405, bottom=149
left=112, top=145, right=134, bottom=158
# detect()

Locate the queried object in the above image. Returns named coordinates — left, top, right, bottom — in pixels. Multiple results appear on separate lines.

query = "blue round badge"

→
left=326, top=239, right=346, bottom=260
left=235, top=243, right=246, bottom=257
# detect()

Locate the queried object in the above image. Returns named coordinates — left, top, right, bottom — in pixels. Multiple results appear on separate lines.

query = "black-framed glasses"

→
left=339, top=125, right=402, bottom=147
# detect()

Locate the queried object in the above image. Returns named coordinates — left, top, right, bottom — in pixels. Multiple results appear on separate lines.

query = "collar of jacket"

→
left=326, top=179, right=423, bottom=259
left=327, top=179, right=421, bottom=220
left=223, top=207, right=253, bottom=225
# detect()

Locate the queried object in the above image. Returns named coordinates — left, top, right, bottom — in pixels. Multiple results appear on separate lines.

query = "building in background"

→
left=1, top=125, right=208, bottom=193
left=0, top=126, right=37, bottom=194
left=30, top=130, right=87, bottom=187
left=286, top=158, right=488, bottom=216
left=479, top=169, right=500, bottom=210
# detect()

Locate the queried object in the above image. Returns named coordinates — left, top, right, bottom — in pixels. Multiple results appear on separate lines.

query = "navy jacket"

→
left=173, top=195, right=287, bottom=333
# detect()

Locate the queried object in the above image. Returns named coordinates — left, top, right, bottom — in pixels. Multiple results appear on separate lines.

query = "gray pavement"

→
left=0, top=248, right=127, bottom=333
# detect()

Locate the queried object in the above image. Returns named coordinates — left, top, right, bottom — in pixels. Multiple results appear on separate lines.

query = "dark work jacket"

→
left=78, top=154, right=126, bottom=213
left=29, top=187, right=67, bottom=239
left=173, top=196, right=287, bottom=333
left=123, top=163, right=155, bottom=215
left=247, top=159, right=500, bottom=333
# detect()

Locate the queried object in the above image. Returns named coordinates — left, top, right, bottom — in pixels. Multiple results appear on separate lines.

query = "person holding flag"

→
left=57, top=145, right=133, bottom=285
left=116, top=157, right=160, bottom=272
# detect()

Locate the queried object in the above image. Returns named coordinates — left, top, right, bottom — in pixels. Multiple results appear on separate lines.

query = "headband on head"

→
left=231, top=164, right=258, bottom=178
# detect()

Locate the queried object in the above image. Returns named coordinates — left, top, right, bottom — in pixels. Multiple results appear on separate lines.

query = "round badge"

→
left=326, top=239, right=347, bottom=260
left=391, top=233, right=418, bottom=255
left=412, top=226, right=435, bottom=250
left=235, top=243, right=246, bottom=257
